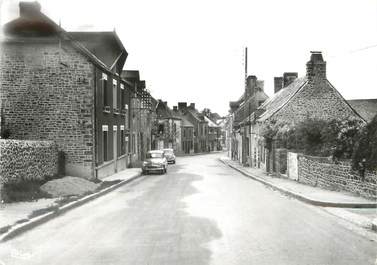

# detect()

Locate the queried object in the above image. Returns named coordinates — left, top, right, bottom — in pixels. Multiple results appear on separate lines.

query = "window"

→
left=102, top=125, right=108, bottom=162
left=102, top=73, right=109, bottom=108
left=113, top=79, right=118, bottom=112
left=132, top=133, right=136, bottom=153
left=120, top=83, right=125, bottom=110
left=120, top=125, right=125, bottom=155
left=113, top=125, right=117, bottom=159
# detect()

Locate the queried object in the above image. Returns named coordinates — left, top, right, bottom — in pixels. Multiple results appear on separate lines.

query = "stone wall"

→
left=0, top=40, right=94, bottom=178
left=0, top=139, right=58, bottom=185
left=297, top=154, right=377, bottom=199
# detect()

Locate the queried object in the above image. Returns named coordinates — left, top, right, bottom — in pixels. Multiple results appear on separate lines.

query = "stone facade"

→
left=0, top=41, right=95, bottom=178
left=1, top=3, right=134, bottom=179
left=298, top=155, right=377, bottom=199
left=249, top=51, right=365, bottom=174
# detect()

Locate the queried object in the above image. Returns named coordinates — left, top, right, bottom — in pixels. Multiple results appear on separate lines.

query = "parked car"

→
left=142, top=150, right=168, bottom=174
left=163, top=148, right=176, bottom=164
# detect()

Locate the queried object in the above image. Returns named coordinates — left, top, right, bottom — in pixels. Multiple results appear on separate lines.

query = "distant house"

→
left=172, top=106, right=194, bottom=154
left=229, top=75, right=269, bottom=165
left=249, top=51, right=365, bottom=172
left=204, top=116, right=221, bottom=151
left=347, top=99, right=377, bottom=123
left=154, top=100, right=181, bottom=153
left=121, top=71, right=154, bottom=167
left=0, top=2, right=138, bottom=179
left=177, top=102, right=209, bottom=153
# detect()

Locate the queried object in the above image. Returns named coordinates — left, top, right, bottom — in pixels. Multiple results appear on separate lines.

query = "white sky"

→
left=1, top=0, right=377, bottom=116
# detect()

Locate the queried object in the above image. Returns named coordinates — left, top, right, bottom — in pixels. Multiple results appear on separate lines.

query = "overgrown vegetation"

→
left=261, top=117, right=367, bottom=160
left=352, top=114, right=377, bottom=172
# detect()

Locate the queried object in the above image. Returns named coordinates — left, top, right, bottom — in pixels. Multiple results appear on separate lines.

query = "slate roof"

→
left=204, top=116, right=219, bottom=128
left=2, top=3, right=126, bottom=73
left=69, top=31, right=128, bottom=71
left=347, top=99, right=377, bottom=123
left=180, top=116, right=194, bottom=127
left=257, top=77, right=307, bottom=121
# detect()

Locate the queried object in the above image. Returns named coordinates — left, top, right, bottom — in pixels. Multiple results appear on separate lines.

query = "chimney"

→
left=178, top=102, right=187, bottom=111
left=306, top=51, right=326, bottom=81
left=274, top=77, right=283, bottom=93
left=189, top=103, right=195, bottom=109
left=283, top=72, right=298, bottom=87
left=245, top=75, right=257, bottom=98
left=19, top=1, right=41, bottom=18
left=256, top=80, right=264, bottom=92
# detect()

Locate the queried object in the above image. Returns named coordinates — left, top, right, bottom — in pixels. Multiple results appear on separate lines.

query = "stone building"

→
left=249, top=51, right=365, bottom=173
left=0, top=2, right=138, bottom=179
left=122, top=71, right=154, bottom=167
left=204, top=116, right=221, bottom=151
left=171, top=106, right=194, bottom=154
left=177, top=102, right=209, bottom=153
left=153, top=100, right=181, bottom=153
left=229, top=75, right=269, bottom=165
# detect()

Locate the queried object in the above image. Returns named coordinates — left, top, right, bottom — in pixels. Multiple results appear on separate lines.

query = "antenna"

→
left=245, top=47, right=248, bottom=88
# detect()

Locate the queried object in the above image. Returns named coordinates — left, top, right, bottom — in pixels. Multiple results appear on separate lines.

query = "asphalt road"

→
left=0, top=153, right=376, bottom=265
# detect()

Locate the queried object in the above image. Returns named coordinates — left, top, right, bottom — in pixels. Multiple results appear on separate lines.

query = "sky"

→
left=1, top=0, right=377, bottom=116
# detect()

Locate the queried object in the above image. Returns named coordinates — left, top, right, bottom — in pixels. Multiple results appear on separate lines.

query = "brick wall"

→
left=0, top=139, right=58, bottom=184
left=0, top=41, right=94, bottom=178
left=274, top=79, right=361, bottom=123
left=298, top=154, right=377, bottom=199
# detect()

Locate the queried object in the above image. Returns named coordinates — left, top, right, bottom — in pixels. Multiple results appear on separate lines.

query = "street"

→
left=0, top=153, right=376, bottom=265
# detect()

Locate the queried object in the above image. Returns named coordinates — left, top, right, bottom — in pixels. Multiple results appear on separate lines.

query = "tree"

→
left=352, top=114, right=377, bottom=172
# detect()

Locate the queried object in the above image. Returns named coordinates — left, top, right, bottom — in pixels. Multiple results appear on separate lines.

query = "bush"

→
left=261, top=118, right=365, bottom=159
left=352, top=115, right=377, bottom=172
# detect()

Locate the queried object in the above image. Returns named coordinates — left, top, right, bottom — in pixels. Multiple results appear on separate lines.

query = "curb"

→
left=0, top=172, right=142, bottom=242
left=219, top=158, right=377, bottom=209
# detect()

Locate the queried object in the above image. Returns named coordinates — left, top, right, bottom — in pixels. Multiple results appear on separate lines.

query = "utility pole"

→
left=245, top=47, right=248, bottom=89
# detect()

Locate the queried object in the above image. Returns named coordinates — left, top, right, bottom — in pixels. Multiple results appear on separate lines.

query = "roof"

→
left=156, top=100, right=174, bottom=119
left=121, top=70, right=140, bottom=81
left=181, top=117, right=194, bottom=127
left=257, top=77, right=307, bottom=121
left=2, top=2, right=127, bottom=74
left=347, top=99, right=377, bottom=123
left=172, top=110, right=194, bottom=127
left=204, top=116, right=220, bottom=128
left=69, top=31, right=128, bottom=71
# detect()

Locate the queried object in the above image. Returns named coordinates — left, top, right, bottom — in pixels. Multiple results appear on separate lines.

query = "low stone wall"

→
left=0, top=139, right=58, bottom=185
left=297, top=154, right=377, bottom=199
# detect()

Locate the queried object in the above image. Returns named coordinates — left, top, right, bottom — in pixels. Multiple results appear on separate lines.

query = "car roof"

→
left=148, top=150, right=164, bottom=154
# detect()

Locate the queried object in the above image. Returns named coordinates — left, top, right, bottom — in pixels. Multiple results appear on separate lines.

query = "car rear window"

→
left=146, top=153, right=163, bottom=158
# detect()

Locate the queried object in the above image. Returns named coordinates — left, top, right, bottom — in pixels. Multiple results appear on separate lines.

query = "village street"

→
left=0, top=153, right=376, bottom=265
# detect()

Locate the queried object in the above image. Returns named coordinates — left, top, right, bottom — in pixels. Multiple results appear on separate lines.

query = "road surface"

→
left=0, top=153, right=376, bottom=265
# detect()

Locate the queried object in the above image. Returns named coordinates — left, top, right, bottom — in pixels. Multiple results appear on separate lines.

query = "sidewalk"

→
left=0, top=167, right=141, bottom=241
left=220, top=156, right=377, bottom=231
